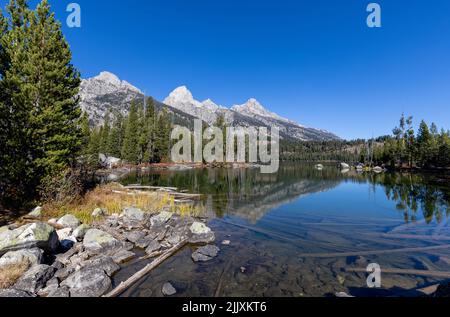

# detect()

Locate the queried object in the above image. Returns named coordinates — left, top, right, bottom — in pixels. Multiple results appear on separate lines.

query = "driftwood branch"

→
left=104, top=239, right=188, bottom=297
left=298, top=244, right=450, bottom=258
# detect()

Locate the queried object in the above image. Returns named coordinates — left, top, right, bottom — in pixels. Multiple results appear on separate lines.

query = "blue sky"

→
left=5, top=0, right=450, bottom=140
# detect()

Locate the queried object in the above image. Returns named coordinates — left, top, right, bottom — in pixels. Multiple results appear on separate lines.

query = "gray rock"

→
left=335, top=292, right=354, bottom=298
left=92, top=208, right=106, bottom=218
left=0, top=289, right=35, bottom=297
left=0, top=223, right=59, bottom=256
left=188, top=222, right=215, bottom=244
left=57, top=214, right=81, bottom=229
left=122, top=207, right=145, bottom=222
left=150, top=211, right=173, bottom=227
left=162, top=282, right=177, bottom=296
left=13, top=264, right=56, bottom=293
left=82, top=255, right=120, bottom=277
left=61, top=267, right=111, bottom=297
left=125, top=231, right=146, bottom=244
left=135, top=235, right=154, bottom=249
left=55, top=244, right=82, bottom=265
left=54, top=265, right=77, bottom=281
left=48, top=286, right=71, bottom=297
left=83, top=229, right=120, bottom=254
left=28, top=206, right=42, bottom=218
left=37, top=278, right=59, bottom=297
left=191, top=245, right=220, bottom=262
left=145, top=240, right=162, bottom=254
left=73, top=224, right=90, bottom=241
left=0, top=226, right=9, bottom=234
left=0, top=248, right=44, bottom=269
left=111, top=249, right=135, bottom=264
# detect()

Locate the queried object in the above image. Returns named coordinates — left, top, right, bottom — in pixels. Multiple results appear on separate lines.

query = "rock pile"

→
left=0, top=206, right=218, bottom=297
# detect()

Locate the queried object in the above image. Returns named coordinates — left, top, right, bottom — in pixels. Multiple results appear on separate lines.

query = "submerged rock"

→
left=57, top=215, right=81, bottom=229
left=0, top=223, right=59, bottom=256
left=61, top=267, right=111, bottom=297
left=162, top=282, right=177, bottom=296
left=191, top=245, right=220, bottom=262
left=13, top=264, right=56, bottom=293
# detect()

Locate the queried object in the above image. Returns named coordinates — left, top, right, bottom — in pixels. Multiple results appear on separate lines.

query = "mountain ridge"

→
left=79, top=72, right=340, bottom=141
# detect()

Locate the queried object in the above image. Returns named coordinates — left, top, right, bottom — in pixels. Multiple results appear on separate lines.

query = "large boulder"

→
left=122, top=207, right=145, bottom=222
left=83, top=229, right=120, bottom=254
left=188, top=222, right=215, bottom=244
left=0, top=223, right=59, bottom=256
left=57, top=215, right=81, bottom=229
left=13, top=264, right=56, bottom=293
left=61, top=267, right=111, bottom=297
left=73, top=224, right=90, bottom=241
left=0, top=248, right=44, bottom=269
left=81, top=255, right=120, bottom=277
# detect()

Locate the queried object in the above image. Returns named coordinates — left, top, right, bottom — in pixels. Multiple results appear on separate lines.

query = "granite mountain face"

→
left=79, top=72, right=340, bottom=141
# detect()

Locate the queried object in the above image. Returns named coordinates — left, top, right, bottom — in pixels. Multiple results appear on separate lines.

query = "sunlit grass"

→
left=42, top=183, right=205, bottom=224
left=0, top=262, right=29, bottom=289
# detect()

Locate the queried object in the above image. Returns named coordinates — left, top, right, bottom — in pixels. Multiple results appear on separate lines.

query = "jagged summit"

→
left=79, top=73, right=340, bottom=141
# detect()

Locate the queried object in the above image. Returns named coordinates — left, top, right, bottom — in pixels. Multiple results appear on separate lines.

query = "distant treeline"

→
left=280, top=114, right=450, bottom=169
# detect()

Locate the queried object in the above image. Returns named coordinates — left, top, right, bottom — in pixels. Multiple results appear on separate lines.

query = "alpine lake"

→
left=113, top=163, right=450, bottom=297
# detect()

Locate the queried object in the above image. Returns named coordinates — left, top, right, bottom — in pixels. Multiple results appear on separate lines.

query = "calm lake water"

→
left=115, top=164, right=450, bottom=297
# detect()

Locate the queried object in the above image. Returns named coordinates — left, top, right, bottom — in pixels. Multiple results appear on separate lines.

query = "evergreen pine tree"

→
left=121, top=101, right=139, bottom=164
left=416, top=120, right=432, bottom=167
left=99, top=112, right=110, bottom=155
left=107, top=113, right=123, bottom=158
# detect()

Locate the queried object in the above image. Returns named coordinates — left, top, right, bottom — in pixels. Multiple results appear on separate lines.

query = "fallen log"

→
left=344, top=267, right=450, bottom=279
left=298, top=244, right=450, bottom=258
left=104, top=239, right=188, bottom=297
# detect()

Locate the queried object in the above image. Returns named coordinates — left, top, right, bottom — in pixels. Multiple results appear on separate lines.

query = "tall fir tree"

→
left=416, top=120, right=432, bottom=167
left=121, top=101, right=140, bottom=164
left=107, top=113, right=123, bottom=158
left=99, top=112, right=110, bottom=155
left=0, top=0, right=82, bottom=203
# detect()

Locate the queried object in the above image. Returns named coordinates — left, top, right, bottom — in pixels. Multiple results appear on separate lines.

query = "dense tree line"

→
left=0, top=0, right=82, bottom=205
left=84, top=98, right=172, bottom=165
left=280, top=114, right=450, bottom=169
left=375, top=114, right=450, bottom=168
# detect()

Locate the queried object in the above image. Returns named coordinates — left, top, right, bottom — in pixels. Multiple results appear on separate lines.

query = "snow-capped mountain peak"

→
left=231, top=98, right=297, bottom=125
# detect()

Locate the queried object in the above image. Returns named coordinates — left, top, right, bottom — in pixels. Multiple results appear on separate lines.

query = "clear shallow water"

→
left=115, top=164, right=450, bottom=297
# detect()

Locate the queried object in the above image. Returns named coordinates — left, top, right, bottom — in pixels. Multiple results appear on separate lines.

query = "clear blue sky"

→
left=11, top=0, right=450, bottom=139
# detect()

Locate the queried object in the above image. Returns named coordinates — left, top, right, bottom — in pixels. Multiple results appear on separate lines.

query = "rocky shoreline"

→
left=0, top=206, right=218, bottom=297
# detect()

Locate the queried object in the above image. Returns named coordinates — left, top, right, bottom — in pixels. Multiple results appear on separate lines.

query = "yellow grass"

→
left=0, top=262, right=29, bottom=289
left=42, top=183, right=205, bottom=224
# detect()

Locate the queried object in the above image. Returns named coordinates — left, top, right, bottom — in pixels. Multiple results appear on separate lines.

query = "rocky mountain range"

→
left=79, top=72, right=340, bottom=141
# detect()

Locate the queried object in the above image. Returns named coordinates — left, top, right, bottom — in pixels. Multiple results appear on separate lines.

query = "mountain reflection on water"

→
left=120, top=164, right=450, bottom=225
left=116, top=164, right=450, bottom=297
